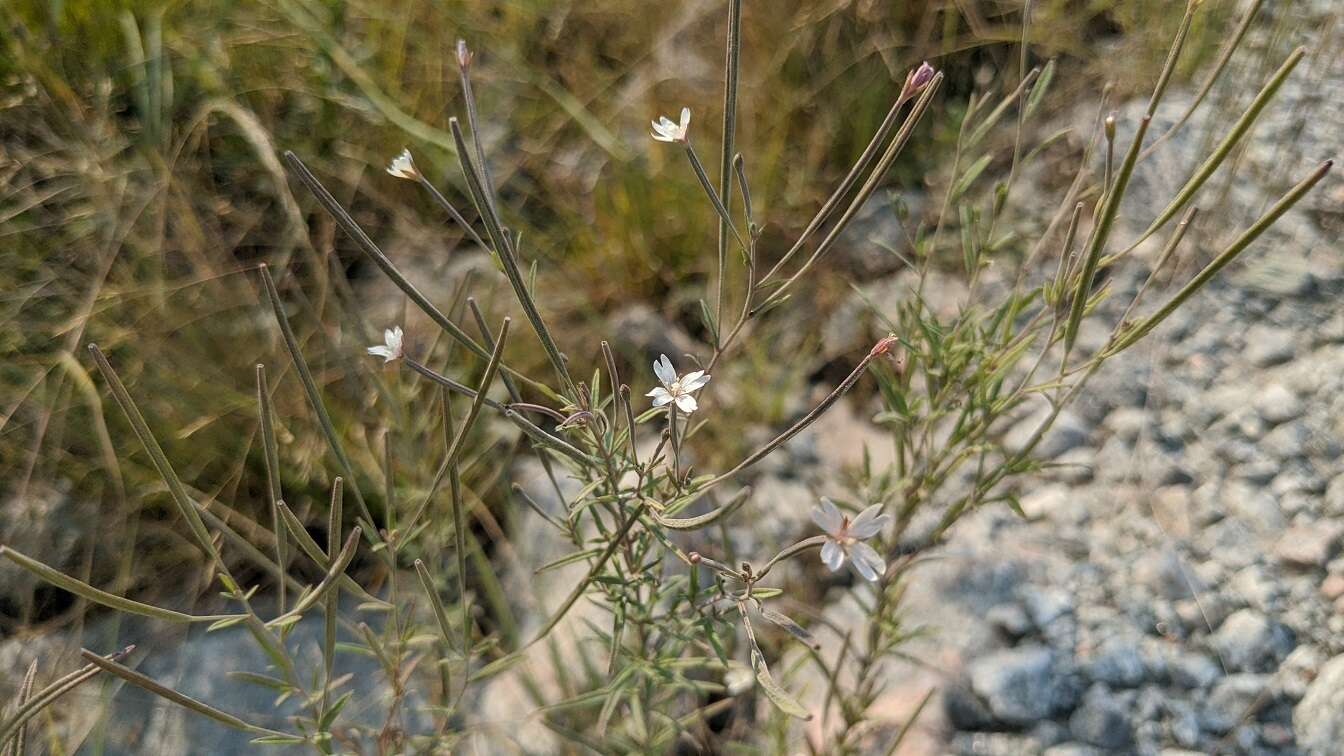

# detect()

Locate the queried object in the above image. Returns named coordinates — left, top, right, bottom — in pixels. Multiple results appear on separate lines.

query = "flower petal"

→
left=653, top=354, right=677, bottom=386
left=848, top=504, right=892, bottom=539
left=649, top=388, right=673, bottom=407
left=850, top=542, right=886, bottom=582
left=811, top=498, right=844, bottom=534
left=675, top=393, right=698, bottom=413
left=679, top=107, right=691, bottom=131
left=682, top=373, right=715, bottom=390
left=820, top=539, right=845, bottom=571
left=367, top=346, right=392, bottom=360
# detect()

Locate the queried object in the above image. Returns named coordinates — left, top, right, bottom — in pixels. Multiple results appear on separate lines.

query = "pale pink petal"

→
left=675, top=393, right=698, bottom=413
left=681, top=372, right=710, bottom=392
left=850, top=542, right=886, bottom=582
left=820, top=539, right=845, bottom=571
left=653, top=354, right=677, bottom=386
left=848, top=505, right=892, bottom=539
left=811, top=499, right=844, bottom=533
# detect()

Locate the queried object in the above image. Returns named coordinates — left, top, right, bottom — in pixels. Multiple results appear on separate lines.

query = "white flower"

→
left=367, top=326, right=404, bottom=363
left=386, top=148, right=418, bottom=180
left=650, top=107, right=691, bottom=143
left=645, top=354, right=709, bottom=413
left=811, top=499, right=891, bottom=582
left=724, top=662, right=754, bottom=696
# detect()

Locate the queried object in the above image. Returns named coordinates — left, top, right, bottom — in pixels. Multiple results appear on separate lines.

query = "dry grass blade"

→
left=258, top=264, right=379, bottom=544
left=255, top=364, right=287, bottom=611
left=88, top=344, right=220, bottom=565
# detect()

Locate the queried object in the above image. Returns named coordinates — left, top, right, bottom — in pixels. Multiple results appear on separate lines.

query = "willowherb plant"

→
left=1, top=0, right=1331, bottom=752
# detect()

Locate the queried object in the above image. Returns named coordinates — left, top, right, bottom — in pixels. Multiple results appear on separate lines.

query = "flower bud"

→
left=456, top=39, right=473, bottom=69
left=869, top=334, right=899, bottom=357
left=910, top=61, right=935, bottom=91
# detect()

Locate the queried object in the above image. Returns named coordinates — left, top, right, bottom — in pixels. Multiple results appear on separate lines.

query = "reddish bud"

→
left=456, top=39, right=473, bottom=69
left=869, top=334, right=899, bottom=357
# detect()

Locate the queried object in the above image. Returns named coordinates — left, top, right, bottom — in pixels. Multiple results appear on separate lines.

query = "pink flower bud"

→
left=910, top=61, right=935, bottom=91
left=869, top=334, right=899, bottom=357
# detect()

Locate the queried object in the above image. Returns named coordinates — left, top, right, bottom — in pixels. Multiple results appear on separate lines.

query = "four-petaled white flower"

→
left=646, top=354, right=709, bottom=413
left=650, top=107, right=691, bottom=143
left=811, top=499, right=891, bottom=582
left=386, top=149, right=418, bottom=180
left=367, top=326, right=405, bottom=363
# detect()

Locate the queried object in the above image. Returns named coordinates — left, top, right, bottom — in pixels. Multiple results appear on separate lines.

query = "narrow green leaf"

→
left=534, top=548, right=603, bottom=574
left=265, top=528, right=362, bottom=629
left=0, top=547, right=243, bottom=625
left=79, top=650, right=292, bottom=737
left=651, top=487, right=750, bottom=530
left=758, top=607, right=820, bottom=649
left=754, top=658, right=811, bottom=720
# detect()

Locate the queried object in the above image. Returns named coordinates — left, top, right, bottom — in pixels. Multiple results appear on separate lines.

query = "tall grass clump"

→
left=1, top=0, right=1331, bottom=752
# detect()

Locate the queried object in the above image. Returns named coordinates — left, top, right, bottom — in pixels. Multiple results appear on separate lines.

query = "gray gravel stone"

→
left=968, top=646, right=1084, bottom=725
left=1245, top=324, right=1296, bottom=367
left=1294, top=654, right=1344, bottom=752
left=1069, top=688, right=1134, bottom=750
left=1211, top=609, right=1296, bottom=673
left=1254, top=383, right=1304, bottom=425
left=1203, top=674, right=1273, bottom=734
left=1275, top=523, right=1344, bottom=569
left=1086, top=638, right=1148, bottom=688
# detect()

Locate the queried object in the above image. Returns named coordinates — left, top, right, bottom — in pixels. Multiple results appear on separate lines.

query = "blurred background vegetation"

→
left=0, top=0, right=1232, bottom=636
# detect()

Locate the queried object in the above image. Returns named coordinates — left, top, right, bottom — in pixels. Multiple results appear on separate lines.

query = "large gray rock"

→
left=1211, top=609, right=1296, bottom=673
left=1275, top=523, right=1344, bottom=569
left=968, top=646, right=1083, bottom=725
left=1295, top=654, right=1344, bottom=752
left=608, top=303, right=698, bottom=366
